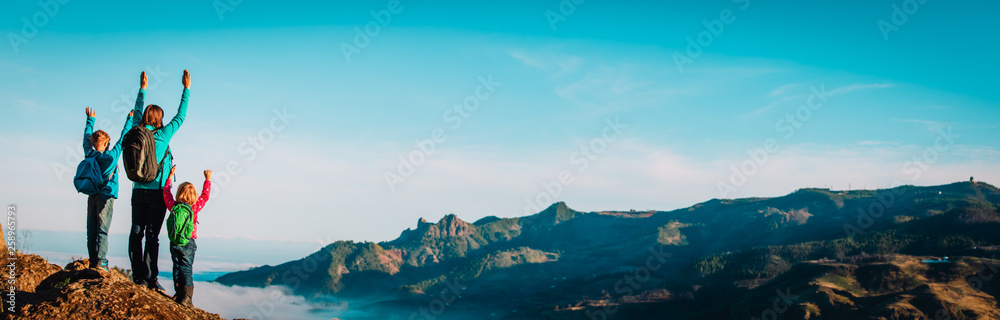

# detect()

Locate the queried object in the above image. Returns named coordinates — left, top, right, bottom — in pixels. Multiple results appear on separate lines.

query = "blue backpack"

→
left=73, top=152, right=114, bottom=195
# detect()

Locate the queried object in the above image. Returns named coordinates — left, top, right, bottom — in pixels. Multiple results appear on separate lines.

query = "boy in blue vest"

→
left=83, top=107, right=133, bottom=270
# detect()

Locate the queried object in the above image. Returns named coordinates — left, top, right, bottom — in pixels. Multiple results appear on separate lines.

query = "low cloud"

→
left=173, top=281, right=367, bottom=320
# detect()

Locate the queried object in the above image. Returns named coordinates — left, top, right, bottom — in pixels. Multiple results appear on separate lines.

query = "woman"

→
left=129, top=70, right=191, bottom=292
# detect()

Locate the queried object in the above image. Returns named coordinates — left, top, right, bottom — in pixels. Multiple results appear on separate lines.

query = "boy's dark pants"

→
left=86, top=194, right=114, bottom=268
left=170, top=239, right=197, bottom=287
left=129, top=188, right=167, bottom=287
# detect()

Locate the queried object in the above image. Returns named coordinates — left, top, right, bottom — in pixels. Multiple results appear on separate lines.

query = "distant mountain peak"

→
left=543, top=201, right=576, bottom=222
left=391, top=213, right=475, bottom=249
left=434, top=213, right=473, bottom=238
left=439, top=213, right=461, bottom=223
left=548, top=201, right=569, bottom=211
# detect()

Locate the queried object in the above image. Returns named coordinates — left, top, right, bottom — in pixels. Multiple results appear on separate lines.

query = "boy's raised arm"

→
left=132, top=71, right=147, bottom=128
left=83, top=107, right=96, bottom=151
left=159, top=70, right=190, bottom=140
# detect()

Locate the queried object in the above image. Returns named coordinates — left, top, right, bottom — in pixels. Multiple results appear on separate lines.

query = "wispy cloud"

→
left=742, top=105, right=775, bottom=118
left=15, top=99, right=40, bottom=113
left=0, top=60, right=34, bottom=73
left=857, top=140, right=898, bottom=146
left=507, top=49, right=582, bottom=79
left=892, top=118, right=949, bottom=132
left=550, top=71, right=683, bottom=117
left=746, top=82, right=893, bottom=118
left=768, top=83, right=798, bottom=97
left=555, top=56, right=583, bottom=76
left=830, top=83, right=893, bottom=95
left=508, top=50, right=545, bottom=68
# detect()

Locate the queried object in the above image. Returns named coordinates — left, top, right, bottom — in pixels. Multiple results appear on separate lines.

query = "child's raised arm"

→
left=194, top=170, right=212, bottom=212
left=82, top=107, right=96, bottom=151
left=162, top=165, right=177, bottom=209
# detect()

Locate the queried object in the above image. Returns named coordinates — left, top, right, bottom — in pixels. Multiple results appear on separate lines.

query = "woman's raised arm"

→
left=132, top=71, right=147, bottom=128
left=158, top=70, right=190, bottom=141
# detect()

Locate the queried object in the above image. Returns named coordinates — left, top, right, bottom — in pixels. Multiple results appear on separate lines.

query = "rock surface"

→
left=3, top=255, right=229, bottom=320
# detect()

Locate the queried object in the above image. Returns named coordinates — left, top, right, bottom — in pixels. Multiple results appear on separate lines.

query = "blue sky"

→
left=1, top=0, right=998, bottom=243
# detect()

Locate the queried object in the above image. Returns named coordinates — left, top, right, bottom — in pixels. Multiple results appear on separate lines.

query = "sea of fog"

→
left=19, top=229, right=375, bottom=320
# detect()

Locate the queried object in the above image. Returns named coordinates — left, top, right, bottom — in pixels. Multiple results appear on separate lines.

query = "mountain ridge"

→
left=216, top=181, right=1000, bottom=319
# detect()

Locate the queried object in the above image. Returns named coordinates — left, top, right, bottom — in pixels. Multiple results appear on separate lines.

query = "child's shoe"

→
left=174, top=286, right=194, bottom=307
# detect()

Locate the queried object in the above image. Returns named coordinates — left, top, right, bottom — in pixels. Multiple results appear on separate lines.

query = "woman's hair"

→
left=176, top=182, right=198, bottom=205
left=90, top=130, right=110, bottom=149
left=141, top=104, right=163, bottom=129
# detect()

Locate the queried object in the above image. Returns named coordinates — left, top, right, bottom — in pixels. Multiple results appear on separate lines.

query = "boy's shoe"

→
left=133, top=279, right=148, bottom=287
left=89, top=261, right=109, bottom=272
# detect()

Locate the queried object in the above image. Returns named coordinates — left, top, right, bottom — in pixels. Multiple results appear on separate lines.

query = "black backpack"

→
left=122, top=126, right=171, bottom=183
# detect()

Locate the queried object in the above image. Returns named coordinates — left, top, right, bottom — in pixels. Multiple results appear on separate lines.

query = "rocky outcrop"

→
left=4, top=256, right=228, bottom=320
